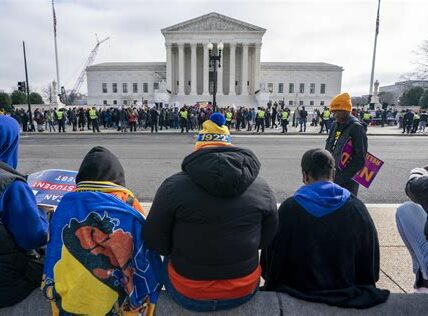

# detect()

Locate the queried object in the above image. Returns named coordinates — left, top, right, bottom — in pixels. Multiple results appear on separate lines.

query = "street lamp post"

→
left=22, top=41, right=35, bottom=132
left=208, top=41, right=223, bottom=112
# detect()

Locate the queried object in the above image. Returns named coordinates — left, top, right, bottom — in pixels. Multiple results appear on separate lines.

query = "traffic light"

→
left=17, top=81, right=26, bottom=92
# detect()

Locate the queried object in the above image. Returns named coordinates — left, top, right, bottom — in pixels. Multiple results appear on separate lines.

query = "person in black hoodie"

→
left=396, top=165, right=428, bottom=293
left=144, top=113, right=278, bottom=312
left=261, top=148, right=389, bottom=309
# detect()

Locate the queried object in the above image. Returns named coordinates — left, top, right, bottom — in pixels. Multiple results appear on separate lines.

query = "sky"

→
left=1, top=0, right=427, bottom=97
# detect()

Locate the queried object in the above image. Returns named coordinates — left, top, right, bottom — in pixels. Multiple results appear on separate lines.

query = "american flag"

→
left=375, top=0, right=380, bottom=35
left=52, top=0, right=57, bottom=36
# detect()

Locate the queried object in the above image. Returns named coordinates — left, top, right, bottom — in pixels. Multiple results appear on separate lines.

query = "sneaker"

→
left=414, top=287, right=428, bottom=294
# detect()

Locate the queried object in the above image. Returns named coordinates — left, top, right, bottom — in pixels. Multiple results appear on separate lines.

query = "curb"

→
left=20, top=132, right=428, bottom=137
left=140, top=202, right=400, bottom=209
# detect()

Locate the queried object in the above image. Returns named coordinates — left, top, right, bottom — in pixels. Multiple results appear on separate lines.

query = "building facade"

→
left=87, top=12, right=343, bottom=108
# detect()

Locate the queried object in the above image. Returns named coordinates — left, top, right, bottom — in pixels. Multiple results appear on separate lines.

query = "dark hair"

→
left=301, top=148, right=335, bottom=180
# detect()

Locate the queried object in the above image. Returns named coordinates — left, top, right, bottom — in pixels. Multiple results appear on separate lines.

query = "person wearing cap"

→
left=325, top=92, right=368, bottom=196
left=144, top=113, right=278, bottom=312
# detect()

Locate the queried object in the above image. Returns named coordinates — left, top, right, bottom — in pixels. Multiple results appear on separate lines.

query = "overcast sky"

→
left=1, top=0, right=427, bottom=97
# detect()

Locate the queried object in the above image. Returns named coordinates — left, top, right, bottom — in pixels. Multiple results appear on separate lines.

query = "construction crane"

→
left=62, top=35, right=110, bottom=104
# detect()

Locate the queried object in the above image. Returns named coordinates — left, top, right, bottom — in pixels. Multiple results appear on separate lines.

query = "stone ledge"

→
left=2, top=289, right=426, bottom=316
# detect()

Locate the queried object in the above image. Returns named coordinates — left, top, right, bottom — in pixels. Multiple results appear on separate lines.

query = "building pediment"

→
left=161, top=12, right=266, bottom=34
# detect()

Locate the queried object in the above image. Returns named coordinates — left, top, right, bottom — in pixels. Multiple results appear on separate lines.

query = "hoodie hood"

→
left=76, top=146, right=126, bottom=186
left=0, top=115, right=20, bottom=168
left=182, top=146, right=260, bottom=197
left=294, top=181, right=351, bottom=218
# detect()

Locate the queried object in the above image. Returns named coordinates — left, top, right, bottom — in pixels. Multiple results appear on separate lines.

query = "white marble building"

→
left=87, top=12, right=343, bottom=108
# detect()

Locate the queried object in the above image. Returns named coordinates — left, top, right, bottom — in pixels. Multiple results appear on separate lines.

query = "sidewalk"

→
left=368, top=205, right=413, bottom=294
left=21, top=125, right=428, bottom=136
left=140, top=202, right=413, bottom=294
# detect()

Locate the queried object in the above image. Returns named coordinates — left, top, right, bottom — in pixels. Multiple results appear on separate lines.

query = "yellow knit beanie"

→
left=329, top=92, right=352, bottom=112
left=194, top=113, right=232, bottom=151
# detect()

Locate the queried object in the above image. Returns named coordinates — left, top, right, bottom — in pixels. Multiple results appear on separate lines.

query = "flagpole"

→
left=369, top=0, right=381, bottom=98
left=52, top=0, right=61, bottom=100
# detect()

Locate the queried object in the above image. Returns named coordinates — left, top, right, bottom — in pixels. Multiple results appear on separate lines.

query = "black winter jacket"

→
left=405, top=167, right=428, bottom=239
left=144, top=146, right=278, bottom=280
left=325, top=116, right=368, bottom=187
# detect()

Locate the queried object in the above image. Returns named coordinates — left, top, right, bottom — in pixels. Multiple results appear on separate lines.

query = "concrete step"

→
left=2, top=289, right=426, bottom=316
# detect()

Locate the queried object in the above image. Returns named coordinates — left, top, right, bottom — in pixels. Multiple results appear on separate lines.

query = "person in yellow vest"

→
left=412, top=112, right=420, bottom=134
left=225, top=110, right=233, bottom=130
left=179, top=107, right=189, bottom=133
left=319, top=106, right=331, bottom=134
left=280, top=108, right=290, bottom=133
left=55, top=108, right=66, bottom=133
left=362, top=110, right=372, bottom=126
left=89, top=107, right=100, bottom=133
left=255, top=107, right=266, bottom=133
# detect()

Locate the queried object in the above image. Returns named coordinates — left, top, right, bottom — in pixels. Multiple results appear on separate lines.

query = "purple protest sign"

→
left=338, top=140, right=384, bottom=188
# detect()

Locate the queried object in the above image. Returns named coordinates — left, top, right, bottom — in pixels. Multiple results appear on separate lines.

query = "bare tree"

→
left=351, top=96, right=368, bottom=107
left=404, top=40, right=428, bottom=80
left=42, top=83, right=53, bottom=104
left=378, top=91, right=395, bottom=105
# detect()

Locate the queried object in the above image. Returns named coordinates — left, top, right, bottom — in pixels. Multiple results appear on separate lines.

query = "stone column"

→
left=241, top=43, right=249, bottom=95
left=190, top=43, right=197, bottom=95
left=203, top=43, right=209, bottom=95
left=229, top=43, right=236, bottom=95
left=254, top=43, right=261, bottom=93
left=178, top=43, right=185, bottom=95
left=166, top=43, right=172, bottom=93
left=217, top=44, right=223, bottom=95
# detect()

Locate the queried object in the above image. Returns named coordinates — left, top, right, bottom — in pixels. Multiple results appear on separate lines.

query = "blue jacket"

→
left=0, top=115, right=47, bottom=250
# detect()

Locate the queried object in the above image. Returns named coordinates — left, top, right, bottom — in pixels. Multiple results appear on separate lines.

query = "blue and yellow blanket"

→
left=43, top=189, right=162, bottom=315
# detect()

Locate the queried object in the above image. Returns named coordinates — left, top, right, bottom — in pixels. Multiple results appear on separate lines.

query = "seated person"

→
left=0, top=115, right=48, bottom=307
left=43, top=146, right=161, bottom=315
left=396, top=165, right=428, bottom=293
left=144, top=113, right=278, bottom=312
left=261, top=148, right=389, bottom=308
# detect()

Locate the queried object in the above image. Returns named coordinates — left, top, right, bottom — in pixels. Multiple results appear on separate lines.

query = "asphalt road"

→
left=18, top=134, right=427, bottom=203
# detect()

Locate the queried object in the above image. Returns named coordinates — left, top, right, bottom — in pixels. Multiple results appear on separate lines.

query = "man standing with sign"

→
left=325, top=93, right=368, bottom=196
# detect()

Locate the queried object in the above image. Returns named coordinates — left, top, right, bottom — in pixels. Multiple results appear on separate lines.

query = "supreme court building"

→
left=87, top=12, right=343, bottom=108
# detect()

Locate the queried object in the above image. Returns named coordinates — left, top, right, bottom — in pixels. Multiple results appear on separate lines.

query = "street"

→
left=19, top=134, right=427, bottom=203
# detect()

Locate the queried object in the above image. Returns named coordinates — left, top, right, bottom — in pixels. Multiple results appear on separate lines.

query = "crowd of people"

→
left=6, top=101, right=428, bottom=135
left=0, top=92, right=427, bottom=314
